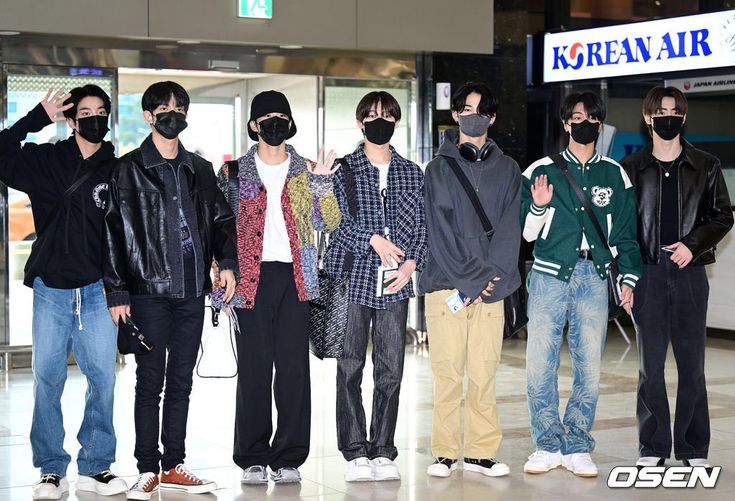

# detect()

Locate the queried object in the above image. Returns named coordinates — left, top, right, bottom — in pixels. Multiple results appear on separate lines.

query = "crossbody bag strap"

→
left=35, top=164, right=100, bottom=239
left=446, top=156, right=495, bottom=243
left=336, top=157, right=358, bottom=272
left=549, top=153, right=612, bottom=253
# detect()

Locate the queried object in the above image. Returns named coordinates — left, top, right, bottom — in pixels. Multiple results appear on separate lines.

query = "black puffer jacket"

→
left=621, top=140, right=733, bottom=265
left=103, top=136, right=237, bottom=306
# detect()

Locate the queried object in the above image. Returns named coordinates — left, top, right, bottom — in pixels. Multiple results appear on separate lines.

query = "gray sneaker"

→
left=270, top=467, right=301, bottom=484
left=241, top=465, right=268, bottom=484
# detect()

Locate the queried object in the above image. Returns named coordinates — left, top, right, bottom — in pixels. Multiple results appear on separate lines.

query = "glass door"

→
left=2, top=64, right=116, bottom=346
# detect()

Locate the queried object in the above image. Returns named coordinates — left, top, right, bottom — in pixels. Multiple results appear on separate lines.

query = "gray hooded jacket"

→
left=418, top=128, right=522, bottom=302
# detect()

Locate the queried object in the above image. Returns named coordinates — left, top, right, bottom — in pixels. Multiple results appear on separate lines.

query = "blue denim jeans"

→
left=525, top=259, right=608, bottom=454
left=30, top=277, right=118, bottom=476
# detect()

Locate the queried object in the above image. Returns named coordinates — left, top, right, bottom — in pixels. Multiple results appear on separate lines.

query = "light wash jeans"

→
left=30, top=277, right=118, bottom=476
left=525, top=259, right=608, bottom=454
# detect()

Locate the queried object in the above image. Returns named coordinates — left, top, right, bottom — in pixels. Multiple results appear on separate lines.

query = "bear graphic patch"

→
left=591, top=186, right=613, bottom=208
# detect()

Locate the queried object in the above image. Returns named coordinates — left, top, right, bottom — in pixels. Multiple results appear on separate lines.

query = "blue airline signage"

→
left=544, top=10, right=735, bottom=82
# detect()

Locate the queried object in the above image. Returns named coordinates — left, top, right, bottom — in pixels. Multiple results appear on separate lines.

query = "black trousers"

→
left=632, top=258, right=710, bottom=460
left=130, top=295, right=205, bottom=473
left=233, top=262, right=311, bottom=471
left=336, top=300, right=409, bottom=461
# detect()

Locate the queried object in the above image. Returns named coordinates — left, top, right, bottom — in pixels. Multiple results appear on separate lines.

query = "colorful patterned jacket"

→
left=211, top=144, right=341, bottom=309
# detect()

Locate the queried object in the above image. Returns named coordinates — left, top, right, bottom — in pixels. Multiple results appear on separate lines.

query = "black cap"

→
left=248, top=90, right=297, bottom=141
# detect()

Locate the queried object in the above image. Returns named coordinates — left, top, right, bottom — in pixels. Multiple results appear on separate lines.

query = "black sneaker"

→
left=426, top=457, right=458, bottom=478
left=464, top=458, right=510, bottom=477
left=32, top=474, right=69, bottom=500
left=77, top=470, right=128, bottom=495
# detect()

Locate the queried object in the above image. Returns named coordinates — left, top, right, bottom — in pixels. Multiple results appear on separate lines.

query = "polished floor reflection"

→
left=2, top=329, right=735, bottom=500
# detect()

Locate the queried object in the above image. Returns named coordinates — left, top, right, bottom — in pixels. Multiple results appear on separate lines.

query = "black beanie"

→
left=248, top=90, right=297, bottom=141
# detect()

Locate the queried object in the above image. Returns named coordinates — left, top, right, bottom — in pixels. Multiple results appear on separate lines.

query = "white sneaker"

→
left=426, top=457, right=458, bottom=478
left=270, top=467, right=301, bottom=484
left=636, top=456, right=665, bottom=467
left=241, top=465, right=268, bottom=484
left=76, top=470, right=128, bottom=495
left=523, top=450, right=562, bottom=474
left=562, top=453, right=598, bottom=477
left=345, top=457, right=374, bottom=482
left=371, top=457, right=400, bottom=481
left=32, top=475, right=69, bottom=500
left=683, top=458, right=710, bottom=468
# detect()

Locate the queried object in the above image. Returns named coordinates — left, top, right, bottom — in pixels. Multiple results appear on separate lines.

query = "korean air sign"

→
left=544, top=10, right=735, bottom=82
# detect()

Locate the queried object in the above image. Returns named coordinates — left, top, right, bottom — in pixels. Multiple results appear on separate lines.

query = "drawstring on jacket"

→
left=75, top=288, right=83, bottom=331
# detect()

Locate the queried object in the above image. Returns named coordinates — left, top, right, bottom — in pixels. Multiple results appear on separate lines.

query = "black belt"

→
left=579, top=250, right=593, bottom=260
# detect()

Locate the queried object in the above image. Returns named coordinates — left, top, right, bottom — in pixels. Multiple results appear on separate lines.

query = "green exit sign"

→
left=238, top=0, right=272, bottom=19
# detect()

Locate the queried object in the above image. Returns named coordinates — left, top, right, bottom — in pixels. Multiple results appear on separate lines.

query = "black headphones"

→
left=458, top=141, right=494, bottom=162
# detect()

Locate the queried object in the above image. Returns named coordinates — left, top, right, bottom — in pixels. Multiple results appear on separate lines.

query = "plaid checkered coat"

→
left=323, top=144, right=427, bottom=309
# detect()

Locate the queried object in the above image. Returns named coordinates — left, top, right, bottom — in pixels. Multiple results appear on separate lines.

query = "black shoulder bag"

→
left=308, top=157, right=356, bottom=359
left=549, top=153, right=624, bottom=321
left=445, top=157, right=528, bottom=338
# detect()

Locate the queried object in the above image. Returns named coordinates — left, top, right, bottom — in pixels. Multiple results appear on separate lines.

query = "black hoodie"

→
left=0, top=103, right=116, bottom=289
left=418, top=128, right=522, bottom=302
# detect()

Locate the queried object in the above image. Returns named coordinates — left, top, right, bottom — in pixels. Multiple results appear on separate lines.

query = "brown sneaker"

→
left=127, top=472, right=159, bottom=500
left=160, top=464, right=216, bottom=494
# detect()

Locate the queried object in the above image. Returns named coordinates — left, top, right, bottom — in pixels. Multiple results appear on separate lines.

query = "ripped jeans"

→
left=525, top=259, right=608, bottom=454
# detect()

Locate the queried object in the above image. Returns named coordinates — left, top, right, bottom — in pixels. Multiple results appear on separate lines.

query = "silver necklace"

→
left=469, top=163, right=488, bottom=192
left=659, top=159, right=678, bottom=178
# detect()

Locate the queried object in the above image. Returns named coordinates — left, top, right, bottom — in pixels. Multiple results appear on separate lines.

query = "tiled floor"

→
left=2, top=328, right=734, bottom=500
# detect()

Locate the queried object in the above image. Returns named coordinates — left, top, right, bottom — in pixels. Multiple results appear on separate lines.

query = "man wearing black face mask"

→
left=104, top=81, right=237, bottom=499
left=211, top=90, right=341, bottom=486
left=323, top=91, right=426, bottom=482
left=621, top=87, right=732, bottom=469
left=0, top=85, right=129, bottom=499
left=521, top=91, right=642, bottom=478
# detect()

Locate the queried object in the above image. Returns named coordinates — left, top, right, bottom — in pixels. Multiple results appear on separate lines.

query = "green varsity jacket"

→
left=521, top=148, right=643, bottom=289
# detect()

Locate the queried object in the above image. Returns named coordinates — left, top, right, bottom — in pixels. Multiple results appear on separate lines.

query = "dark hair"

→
left=62, top=84, right=111, bottom=120
left=560, top=91, right=606, bottom=122
left=451, top=82, right=498, bottom=116
left=141, top=81, right=190, bottom=113
left=355, top=91, right=402, bottom=122
left=642, top=86, right=688, bottom=116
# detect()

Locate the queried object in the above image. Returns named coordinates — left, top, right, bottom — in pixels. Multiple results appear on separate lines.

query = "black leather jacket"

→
left=621, top=140, right=733, bottom=265
left=103, top=138, right=237, bottom=306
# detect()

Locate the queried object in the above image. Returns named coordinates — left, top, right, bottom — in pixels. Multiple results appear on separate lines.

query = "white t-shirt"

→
left=373, top=162, right=390, bottom=193
left=255, top=152, right=293, bottom=263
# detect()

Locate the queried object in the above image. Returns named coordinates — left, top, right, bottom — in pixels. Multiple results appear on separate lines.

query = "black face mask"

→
left=652, top=115, right=684, bottom=141
left=570, top=120, right=600, bottom=145
left=76, top=115, right=109, bottom=144
left=363, top=118, right=395, bottom=145
left=258, top=116, right=291, bottom=147
left=153, top=111, right=188, bottom=140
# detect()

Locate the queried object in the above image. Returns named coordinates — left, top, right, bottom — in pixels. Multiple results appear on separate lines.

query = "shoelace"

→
left=132, top=473, right=155, bottom=490
left=40, top=474, right=59, bottom=483
left=175, top=464, right=199, bottom=483
left=528, top=451, right=553, bottom=460
left=97, top=470, right=114, bottom=479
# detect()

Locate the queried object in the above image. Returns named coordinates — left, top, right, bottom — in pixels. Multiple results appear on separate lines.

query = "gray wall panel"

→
left=148, top=0, right=357, bottom=49
left=356, top=0, right=494, bottom=54
left=0, top=0, right=149, bottom=38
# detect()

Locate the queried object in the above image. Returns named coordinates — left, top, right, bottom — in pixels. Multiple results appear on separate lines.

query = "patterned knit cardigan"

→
left=211, top=144, right=341, bottom=309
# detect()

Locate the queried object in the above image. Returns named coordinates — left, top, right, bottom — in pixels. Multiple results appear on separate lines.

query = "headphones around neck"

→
left=458, top=141, right=494, bottom=162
